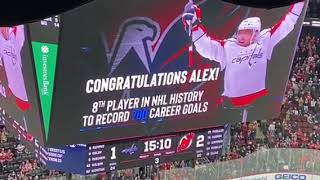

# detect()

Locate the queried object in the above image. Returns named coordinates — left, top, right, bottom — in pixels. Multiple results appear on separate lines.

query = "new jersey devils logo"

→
left=177, top=132, right=195, bottom=152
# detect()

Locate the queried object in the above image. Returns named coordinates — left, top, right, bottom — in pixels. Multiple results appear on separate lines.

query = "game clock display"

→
left=85, top=126, right=225, bottom=174
left=143, top=138, right=172, bottom=153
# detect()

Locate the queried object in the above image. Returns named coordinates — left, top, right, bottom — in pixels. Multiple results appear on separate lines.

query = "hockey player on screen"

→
left=182, top=1, right=304, bottom=108
left=0, top=26, right=30, bottom=112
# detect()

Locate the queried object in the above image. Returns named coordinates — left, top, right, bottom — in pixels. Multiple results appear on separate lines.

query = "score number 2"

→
left=196, top=135, right=205, bottom=148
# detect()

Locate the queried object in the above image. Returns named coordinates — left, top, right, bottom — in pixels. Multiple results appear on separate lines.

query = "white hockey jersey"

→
left=192, top=2, right=304, bottom=98
left=0, top=25, right=28, bottom=101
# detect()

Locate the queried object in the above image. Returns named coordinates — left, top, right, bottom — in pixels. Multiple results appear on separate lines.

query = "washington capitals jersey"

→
left=0, top=25, right=28, bottom=101
left=192, top=2, right=304, bottom=98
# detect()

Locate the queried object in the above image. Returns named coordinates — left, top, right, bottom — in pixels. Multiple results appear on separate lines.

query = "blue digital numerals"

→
left=132, top=108, right=149, bottom=123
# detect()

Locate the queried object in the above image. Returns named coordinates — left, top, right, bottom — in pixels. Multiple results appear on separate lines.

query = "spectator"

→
left=5, top=149, right=14, bottom=162
left=268, top=122, right=276, bottom=136
left=15, top=143, right=25, bottom=155
left=0, top=148, right=6, bottom=164
left=0, top=128, right=7, bottom=143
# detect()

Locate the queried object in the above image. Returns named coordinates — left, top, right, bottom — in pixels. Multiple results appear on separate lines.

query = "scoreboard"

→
left=1, top=107, right=226, bottom=175
left=85, top=126, right=225, bottom=174
left=1, top=104, right=226, bottom=175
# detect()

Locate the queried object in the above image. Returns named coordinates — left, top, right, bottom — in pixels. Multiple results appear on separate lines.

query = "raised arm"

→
left=268, top=1, right=305, bottom=56
left=13, top=25, right=25, bottom=51
left=182, top=3, right=226, bottom=69
left=11, top=25, right=25, bottom=68
left=192, top=24, right=226, bottom=68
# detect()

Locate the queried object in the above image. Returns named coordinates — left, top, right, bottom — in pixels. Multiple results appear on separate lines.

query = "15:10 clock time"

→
left=143, top=138, right=172, bottom=153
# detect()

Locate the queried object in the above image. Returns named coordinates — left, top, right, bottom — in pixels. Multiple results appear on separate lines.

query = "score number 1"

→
left=111, top=146, right=116, bottom=160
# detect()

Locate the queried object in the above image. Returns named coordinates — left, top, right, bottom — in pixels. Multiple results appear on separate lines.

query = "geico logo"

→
left=275, top=174, right=306, bottom=180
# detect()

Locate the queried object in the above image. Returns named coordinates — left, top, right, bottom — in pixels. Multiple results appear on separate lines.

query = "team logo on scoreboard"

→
left=121, top=144, right=138, bottom=155
left=177, top=132, right=195, bottom=152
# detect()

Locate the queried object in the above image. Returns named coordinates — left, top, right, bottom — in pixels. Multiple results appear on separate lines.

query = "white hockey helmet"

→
left=237, top=17, right=261, bottom=44
left=238, top=17, right=261, bottom=33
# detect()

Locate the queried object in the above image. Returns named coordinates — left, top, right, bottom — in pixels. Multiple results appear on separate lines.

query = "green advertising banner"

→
left=31, top=42, right=58, bottom=139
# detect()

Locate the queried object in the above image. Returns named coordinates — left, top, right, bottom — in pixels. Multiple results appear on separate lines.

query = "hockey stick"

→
left=187, top=0, right=194, bottom=68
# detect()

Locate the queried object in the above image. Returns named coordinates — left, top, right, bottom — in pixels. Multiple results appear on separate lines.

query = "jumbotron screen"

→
left=49, top=0, right=307, bottom=145
left=0, top=16, right=60, bottom=145
left=0, top=0, right=308, bottom=146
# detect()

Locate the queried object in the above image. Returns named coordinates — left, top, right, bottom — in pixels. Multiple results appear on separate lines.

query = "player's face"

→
left=237, top=29, right=253, bottom=47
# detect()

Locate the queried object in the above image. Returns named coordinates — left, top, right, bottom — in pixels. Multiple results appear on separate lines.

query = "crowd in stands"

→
left=0, top=125, right=66, bottom=179
left=270, top=32, right=320, bottom=150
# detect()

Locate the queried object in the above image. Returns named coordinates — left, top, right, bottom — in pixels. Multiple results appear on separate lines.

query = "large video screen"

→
left=48, top=0, right=307, bottom=145
left=0, top=16, right=60, bottom=145
left=0, top=24, right=46, bottom=144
